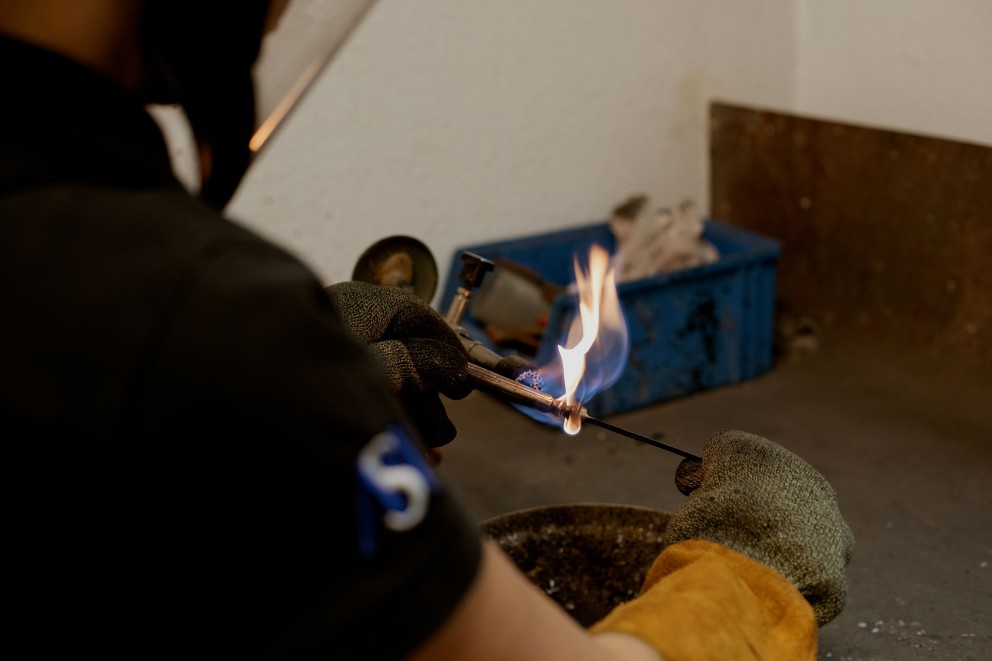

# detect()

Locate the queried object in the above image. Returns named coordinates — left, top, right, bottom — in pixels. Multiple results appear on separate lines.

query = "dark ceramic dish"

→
left=482, top=503, right=671, bottom=626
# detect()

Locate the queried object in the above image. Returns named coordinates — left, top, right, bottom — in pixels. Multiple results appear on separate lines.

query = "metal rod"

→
left=466, top=363, right=575, bottom=418
left=580, top=415, right=701, bottom=461
left=466, top=363, right=701, bottom=461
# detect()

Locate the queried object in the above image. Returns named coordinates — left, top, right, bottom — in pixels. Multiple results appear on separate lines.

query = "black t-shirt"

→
left=0, top=36, right=480, bottom=659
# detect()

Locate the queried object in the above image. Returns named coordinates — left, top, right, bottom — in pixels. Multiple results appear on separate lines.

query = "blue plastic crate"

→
left=441, top=219, right=781, bottom=417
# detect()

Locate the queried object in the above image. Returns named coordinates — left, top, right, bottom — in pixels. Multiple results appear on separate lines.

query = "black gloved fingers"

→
left=674, top=457, right=704, bottom=496
left=324, top=281, right=390, bottom=342
left=325, top=282, right=471, bottom=392
left=404, top=338, right=471, bottom=399
left=442, top=380, right=473, bottom=401
left=364, top=341, right=460, bottom=446
left=370, top=338, right=470, bottom=398
left=324, top=283, right=467, bottom=449
left=368, top=339, right=421, bottom=392
left=400, top=392, right=458, bottom=448
left=325, top=280, right=462, bottom=341
left=385, top=295, right=462, bottom=343
left=326, top=281, right=458, bottom=344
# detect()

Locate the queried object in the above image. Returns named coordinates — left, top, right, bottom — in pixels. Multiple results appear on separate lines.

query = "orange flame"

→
left=554, top=244, right=627, bottom=434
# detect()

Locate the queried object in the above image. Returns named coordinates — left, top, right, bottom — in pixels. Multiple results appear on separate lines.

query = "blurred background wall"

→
left=154, top=0, right=991, bottom=293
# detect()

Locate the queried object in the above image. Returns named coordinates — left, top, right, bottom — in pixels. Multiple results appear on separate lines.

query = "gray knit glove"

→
left=325, top=281, right=471, bottom=447
left=665, top=430, right=854, bottom=625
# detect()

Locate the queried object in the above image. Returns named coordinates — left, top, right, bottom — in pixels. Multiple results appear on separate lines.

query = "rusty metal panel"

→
left=709, top=102, right=992, bottom=367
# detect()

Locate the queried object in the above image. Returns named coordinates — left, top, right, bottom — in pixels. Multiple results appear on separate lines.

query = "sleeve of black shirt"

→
left=128, top=235, right=482, bottom=659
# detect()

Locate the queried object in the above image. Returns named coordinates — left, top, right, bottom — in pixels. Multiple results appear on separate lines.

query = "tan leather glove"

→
left=591, top=430, right=854, bottom=660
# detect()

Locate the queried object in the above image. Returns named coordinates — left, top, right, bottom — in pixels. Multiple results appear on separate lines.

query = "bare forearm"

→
left=593, top=632, right=664, bottom=661
left=409, top=541, right=661, bottom=661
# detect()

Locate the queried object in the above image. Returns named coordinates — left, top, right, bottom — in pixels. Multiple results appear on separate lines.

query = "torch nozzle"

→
left=465, top=363, right=584, bottom=420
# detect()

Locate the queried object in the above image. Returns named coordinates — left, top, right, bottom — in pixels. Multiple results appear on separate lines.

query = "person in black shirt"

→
left=0, top=2, right=852, bottom=659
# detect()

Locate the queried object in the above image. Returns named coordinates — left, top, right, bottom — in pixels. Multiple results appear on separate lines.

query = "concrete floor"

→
left=439, top=339, right=991, bottom=661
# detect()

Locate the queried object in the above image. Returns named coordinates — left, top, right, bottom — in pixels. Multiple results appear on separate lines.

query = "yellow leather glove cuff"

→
left=590, top=540, right=817, bottom=661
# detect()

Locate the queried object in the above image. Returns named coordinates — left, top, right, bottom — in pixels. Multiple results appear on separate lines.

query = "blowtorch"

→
left=350, top=237, right=700, bottom=462
left=445, top=252, right=701, bottom=462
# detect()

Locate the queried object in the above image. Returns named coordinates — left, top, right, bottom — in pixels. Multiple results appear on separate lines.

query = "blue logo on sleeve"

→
left=355, top=426, right=440, bottom=557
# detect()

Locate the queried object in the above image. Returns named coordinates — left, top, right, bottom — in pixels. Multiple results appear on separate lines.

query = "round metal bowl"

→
left=482, top=503, right=671, bottom=626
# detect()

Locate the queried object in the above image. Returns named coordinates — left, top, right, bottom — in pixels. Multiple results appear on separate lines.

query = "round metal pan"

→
left=482, top=503, right=671, bottom=626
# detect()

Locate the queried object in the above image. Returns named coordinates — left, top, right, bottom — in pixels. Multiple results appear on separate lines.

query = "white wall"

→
left=225, top=0, right=797, bottom=290
left=157, top=0, right=990, bottom=296
left=795, top=0, right=992, bottom=147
